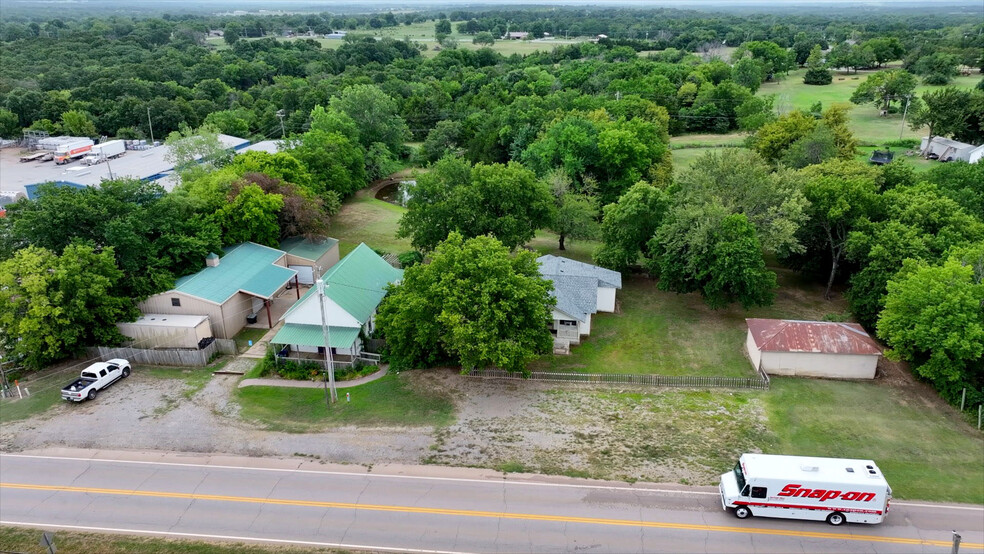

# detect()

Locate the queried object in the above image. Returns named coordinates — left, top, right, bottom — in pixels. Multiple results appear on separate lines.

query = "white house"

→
left=537, top=255, right=622, bottom=351
left=745, top=319, right=882, bottom=379
left=271, top=243, right=402, bottom=359
left=920, top=136, right=984, bottom=163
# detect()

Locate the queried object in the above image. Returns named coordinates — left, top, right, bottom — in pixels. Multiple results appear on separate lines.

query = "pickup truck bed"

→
left=63, top=378, right=96, bottom=393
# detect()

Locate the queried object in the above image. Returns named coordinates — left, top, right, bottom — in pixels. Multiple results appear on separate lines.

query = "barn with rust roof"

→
left=745, top=319, right=882, bottom=379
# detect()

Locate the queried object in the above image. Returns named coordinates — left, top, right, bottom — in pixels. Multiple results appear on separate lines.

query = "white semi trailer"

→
left=81, top=140, right=126, bottom=165
left=53, top=138, right=94, bottom=164
left=720, top=453, right=892, bottom=526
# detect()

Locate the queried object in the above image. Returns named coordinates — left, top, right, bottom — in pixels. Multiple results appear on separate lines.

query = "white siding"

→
left=969, top=146, right=984, bottom=165
left=596, top=287, right=617, bottom=312
left=580, top=313, right=592, bottom=335
left=759, top=351, right=879, bottom=379
left=285, top=294, right=361, bottom=327
left=745, top=330, right=762, bottom=370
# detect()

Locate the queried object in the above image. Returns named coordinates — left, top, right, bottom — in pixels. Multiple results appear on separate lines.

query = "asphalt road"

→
left=1, top=452, right=981, bottom=553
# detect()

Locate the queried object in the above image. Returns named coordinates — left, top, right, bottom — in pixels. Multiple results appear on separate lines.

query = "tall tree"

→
left=648, top=204, right=776, bottom=309
left=593, top=182, right=670, bottom=272
left=398, top=157, right=553, bottom=251
left=877, top=250, right=984, bottom=403
left=0, top=244, right=136, bottom=369
left=377, top=233, right=555, bottom=374
left=849, top=69, right=918, bottom=113
left=802, top=45, right=832, bottom=85
left=546, top=170, right=599, bottom=251
left=675, top=148, right=808, bottom=256
left=799, top=162, right=883, bottom=299
left=329, top=84, right=409, bottom=155
left=909, top=87, right=973, bottom=149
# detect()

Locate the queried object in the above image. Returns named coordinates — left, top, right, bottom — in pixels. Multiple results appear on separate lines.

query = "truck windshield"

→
left=733, top=462, right=746, bottom=491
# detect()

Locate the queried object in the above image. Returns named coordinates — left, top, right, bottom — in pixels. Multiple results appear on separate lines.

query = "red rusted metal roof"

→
left=746, top=319, right=882, bottom=356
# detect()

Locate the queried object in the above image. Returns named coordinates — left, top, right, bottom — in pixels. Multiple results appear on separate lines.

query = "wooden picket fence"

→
left=466, top=368, right=770, bottom=390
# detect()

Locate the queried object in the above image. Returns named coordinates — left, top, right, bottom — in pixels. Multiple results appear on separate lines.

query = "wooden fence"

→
left=466, top=368, right=770, bottom=390
left=88, top=338, right=235, bottom=367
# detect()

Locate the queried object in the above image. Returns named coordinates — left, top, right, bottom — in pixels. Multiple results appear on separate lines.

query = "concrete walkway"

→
left=240, top=322, right=283, bottom=359
left=238, top=366, right=389, bottom=389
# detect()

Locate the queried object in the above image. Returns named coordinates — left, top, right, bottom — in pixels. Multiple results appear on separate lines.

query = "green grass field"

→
left=764, top=377, right=984, bottom=504
left=235, top=372, right=454, bottom=432
left=759, top=68, right=981, bottom=145
left=0, top=526, right=342, bottom=554
left=530, top=269, right=845, bottom=378
left=327, top=190, right=411, bottom=257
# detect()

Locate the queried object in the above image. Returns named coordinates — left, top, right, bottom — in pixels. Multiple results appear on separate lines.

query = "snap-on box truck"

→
left=720, top=453, right=892, bottom=526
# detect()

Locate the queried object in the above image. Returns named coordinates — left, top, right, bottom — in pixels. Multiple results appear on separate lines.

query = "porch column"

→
left=294, top=275, right=300, bottom=299
left=265, top=299, right=273, bottom=328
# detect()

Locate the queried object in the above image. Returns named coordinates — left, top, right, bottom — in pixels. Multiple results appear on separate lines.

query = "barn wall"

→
left=760, top=351, right=879, bottom=379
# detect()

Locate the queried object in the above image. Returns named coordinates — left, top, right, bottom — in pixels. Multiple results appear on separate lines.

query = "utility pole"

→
left=316, top=279, right=337, bottom=405
left=899, top=95, right=912, bottom=140
left=147, top=107, right=155, bottom=144
left=275, top=109, right=286, bottom=138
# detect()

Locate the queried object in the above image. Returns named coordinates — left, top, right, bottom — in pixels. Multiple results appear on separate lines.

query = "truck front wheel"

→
left=87, top=389, right=97, bottom=401
left=122, top=367, right=130, bottom=378
left=827, top=512, right=846, bottom=526
left=734, top=506, right=752, bottom=519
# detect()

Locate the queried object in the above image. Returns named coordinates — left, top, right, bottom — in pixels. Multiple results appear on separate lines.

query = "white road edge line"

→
left=0, top=520, right=473, bottom=554
left=4, top=454, right=981, bottom=511
left=0, top=454, right=719, bottom=496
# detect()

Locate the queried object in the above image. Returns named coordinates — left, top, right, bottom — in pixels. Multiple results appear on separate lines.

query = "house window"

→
left=559, top=320, right=577, bottom=327
left=171, top=298, right=181, bottom=307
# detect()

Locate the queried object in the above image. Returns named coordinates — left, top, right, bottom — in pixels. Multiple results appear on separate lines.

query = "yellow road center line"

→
left=2, top=482, right=981, bottom=549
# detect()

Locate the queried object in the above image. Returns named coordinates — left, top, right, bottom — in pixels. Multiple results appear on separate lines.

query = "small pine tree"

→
left=803, top=45, right=833, bottom=85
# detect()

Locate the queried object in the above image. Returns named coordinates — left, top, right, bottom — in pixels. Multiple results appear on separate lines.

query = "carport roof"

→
left=271, top=323, right=360, bottom=349
left=746, top=318, right=882, bottom=356
left=279, top=236, right=339, bottom=262
left=174, top=242, right=296, bottom=304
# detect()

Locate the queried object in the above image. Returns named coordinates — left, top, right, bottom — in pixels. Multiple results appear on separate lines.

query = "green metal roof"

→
left=283, top=243, right=403, bottom=324
left=271, top=323, right=360, bottom=349
left=279, top=236, right=339, bottom=262
left=174, top=242, right=296, bottom=304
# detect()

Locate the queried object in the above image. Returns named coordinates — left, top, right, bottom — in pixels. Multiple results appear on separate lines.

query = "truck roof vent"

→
left=846, top=467, right=854, bottom=473
left=800, top=465, right=819, bottom=472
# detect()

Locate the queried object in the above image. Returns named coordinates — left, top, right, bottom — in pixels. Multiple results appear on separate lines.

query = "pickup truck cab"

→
left=61, top=359, right=131, bottom=402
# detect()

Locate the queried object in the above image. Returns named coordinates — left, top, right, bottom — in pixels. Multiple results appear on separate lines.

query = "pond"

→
left=375, top=180, right=415, bottom=207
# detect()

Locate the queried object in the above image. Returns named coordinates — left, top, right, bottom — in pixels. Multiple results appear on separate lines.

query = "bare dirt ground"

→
left=0, top=362, right=768, bottom=485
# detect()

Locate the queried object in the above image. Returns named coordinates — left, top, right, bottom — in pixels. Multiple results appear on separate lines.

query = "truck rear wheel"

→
left=827, top=512, right=845, bottom=526
left=734, top=506, right=752, bottom=519
left=87, top=389, right=97, bottom=401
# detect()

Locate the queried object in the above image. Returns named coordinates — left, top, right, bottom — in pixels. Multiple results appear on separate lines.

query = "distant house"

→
left=138, top=242, right=298, bottom=339
left=596, top=34, right=609, bottom=39
left=745, top=319, right=882, bottom=379
left=537, top=255, right=622, bottom=352
left=279, top=236, right=340, bottom=285
left=271, top=243, right=403, bottom=359
left=208, top=29, right=224, bottom=37
left=505, top=32, right=529, bottom=40
left=325, top=32, right=347, bottom=39
left=920, top=136, right=984, bottom=164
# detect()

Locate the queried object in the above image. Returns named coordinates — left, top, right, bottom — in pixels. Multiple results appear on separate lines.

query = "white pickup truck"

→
left=61, top=359, right=131, bottom=402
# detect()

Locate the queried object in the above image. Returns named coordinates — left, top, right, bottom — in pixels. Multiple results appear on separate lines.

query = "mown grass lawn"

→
left=764, top=377, right=984, bottom=505
left=235, top=372, right=454, bottom=432
left=328, top=191, right=411, bottom=257
left=531, top=270, right=844, bottom=378
left=0, top=385, right=62, bottom=424
left=0, top=526, right=342, bottom=554
left=758, top=68, right=981, bottom=144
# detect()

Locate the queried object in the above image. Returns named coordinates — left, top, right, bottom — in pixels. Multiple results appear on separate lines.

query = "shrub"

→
left=397, top=250, right=423, bottom=268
